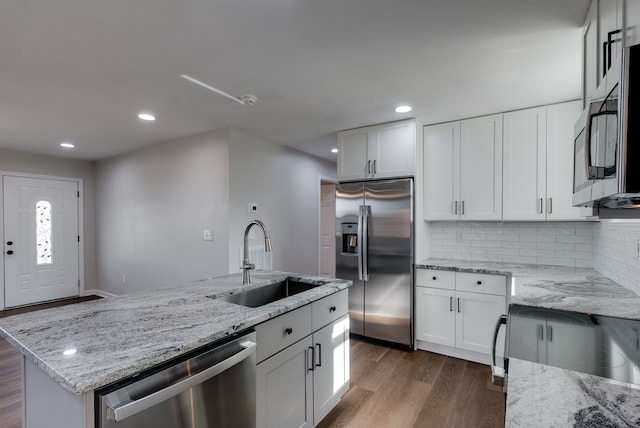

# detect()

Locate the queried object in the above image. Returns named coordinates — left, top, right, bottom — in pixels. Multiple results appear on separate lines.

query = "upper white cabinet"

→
left=582, top=0, right=628, bottom=104
left=337, top=119, right=416, bottom=181
left=423, top=114, right=503, bottom=221
left=629, top=0, right=640, bottom=47
left=503, top=101, right=585, bottom=221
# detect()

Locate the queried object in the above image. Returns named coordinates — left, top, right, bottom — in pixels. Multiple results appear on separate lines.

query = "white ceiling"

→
left=1, top=0, right=590, bottom=162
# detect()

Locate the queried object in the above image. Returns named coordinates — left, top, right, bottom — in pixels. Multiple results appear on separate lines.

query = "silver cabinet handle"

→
left=461, top=201, right=465, bottom=215
left=548, top=198, right=553, bottom=214
left=537, top=324, right=544, bottom=341
left=107, top=340, right=256, bottom=422
left=307, top=346, right=315, bottom=372
left=538, top=198, right=543, bottom=214
left=491, top=315, right=507, bottom=386
left=373, top=160, right=377, bottom=174
left=547, top=325, right=553, bottom=342
left=367, top=160, right=371, bottom=174
left=315, top=343, right=322, bottom=368
left=449, top=296, right=453, bottom=312
left=454, top=201, right=458, bottom=215
left=457, top=297, right=461, bottom=313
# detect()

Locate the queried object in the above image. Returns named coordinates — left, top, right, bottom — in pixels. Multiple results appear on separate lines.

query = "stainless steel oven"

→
left=96, top=331, right=257, bottom=428
left=492, top=306, right=640, bottom=388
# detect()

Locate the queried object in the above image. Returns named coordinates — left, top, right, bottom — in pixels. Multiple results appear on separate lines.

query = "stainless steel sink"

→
left=216, top=279, right=326, bottom=308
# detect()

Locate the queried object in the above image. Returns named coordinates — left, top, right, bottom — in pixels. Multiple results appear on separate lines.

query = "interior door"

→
left=3, top=175, right=79, bottom=308
left=319, top=182, right=336, bottom=278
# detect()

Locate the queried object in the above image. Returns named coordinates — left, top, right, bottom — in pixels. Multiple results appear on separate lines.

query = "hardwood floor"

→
left=0, top=302, right=504, bottom=428
left=317, top=338, right=505, bottom=428
left=0, top=296, right=102, bottom=428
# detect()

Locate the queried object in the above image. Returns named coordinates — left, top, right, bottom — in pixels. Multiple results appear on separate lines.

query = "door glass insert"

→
left=36, top=200, right=52, bottom=265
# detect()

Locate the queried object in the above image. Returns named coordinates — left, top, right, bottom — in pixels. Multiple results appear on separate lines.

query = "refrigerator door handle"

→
left=362, top=205, right=370, bottom=281
left=357, top=205, right=364, bottom=281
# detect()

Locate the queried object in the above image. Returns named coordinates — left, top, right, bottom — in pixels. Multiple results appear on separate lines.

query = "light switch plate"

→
left=203, top=229, right=214, bottom=241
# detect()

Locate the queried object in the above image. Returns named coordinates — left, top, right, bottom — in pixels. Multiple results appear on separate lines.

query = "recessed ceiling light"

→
left=137, top=113, right=156, bottom=121
left=394, top=105, right=412, bottom=113
left=60, top=142, right=75, bottom=149
left=331, top=148, right=338, bottom=154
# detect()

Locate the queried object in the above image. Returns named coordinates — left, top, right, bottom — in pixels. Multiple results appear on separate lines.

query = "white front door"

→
left=3, top=175, right=79, bottom=308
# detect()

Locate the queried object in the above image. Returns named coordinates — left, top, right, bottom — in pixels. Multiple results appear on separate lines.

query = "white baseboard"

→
left=83, top=289, right=117, bottom=298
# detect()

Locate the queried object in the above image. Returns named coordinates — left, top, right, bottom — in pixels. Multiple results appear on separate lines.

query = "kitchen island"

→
left=0, top=271, right=351, bottom=428
left=418, top=258, right=640, bottom=427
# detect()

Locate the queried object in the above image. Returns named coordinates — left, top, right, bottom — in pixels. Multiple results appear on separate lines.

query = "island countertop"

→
left=0, top=271, right=351, bottom=395
left=416, top=258, right=640, bottom=319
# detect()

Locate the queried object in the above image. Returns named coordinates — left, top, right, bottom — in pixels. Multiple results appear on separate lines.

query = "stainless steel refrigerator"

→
left=336, top=178, right=413, bottom=347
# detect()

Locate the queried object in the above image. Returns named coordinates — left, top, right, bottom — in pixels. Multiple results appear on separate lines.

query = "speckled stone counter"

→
left=0, top=271, right=350, bottom=394
left=418, top=258, right=640, bottom=427
left=506, top=358, right=640, bottom=427
left=416, top=258, right=640, bottom=319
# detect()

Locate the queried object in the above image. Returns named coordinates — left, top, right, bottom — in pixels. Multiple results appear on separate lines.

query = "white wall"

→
left=0, top=148, right=97, bottom=291
left=95, top=130, right=230, bottom=294
left=228, top=129, right=336, bottom=276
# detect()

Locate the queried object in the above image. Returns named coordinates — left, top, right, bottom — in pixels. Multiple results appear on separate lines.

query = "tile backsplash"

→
left=593, top=221, right=640, bottom=295
left=428, top=221, right=596, bottom=268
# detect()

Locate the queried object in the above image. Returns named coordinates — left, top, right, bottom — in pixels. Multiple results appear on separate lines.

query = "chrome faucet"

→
left=241, top=220, right=272, bottom=285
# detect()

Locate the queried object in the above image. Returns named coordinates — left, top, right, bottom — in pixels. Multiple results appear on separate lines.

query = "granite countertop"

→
left=506, top=358, right=640, bottom=427
left=418, top=258, right=640, bottom=427
left=416, top=258, right=640, bottom=319
left=0, top=271, right=351, bottom=395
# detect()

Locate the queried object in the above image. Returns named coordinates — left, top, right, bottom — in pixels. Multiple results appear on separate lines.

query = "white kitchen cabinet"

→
left=338, top=120, right=416, bottom=181
left=582, top=0, right=626, bottom=104
left=503, top=101, right=586, bottom=221
left=256, top=290, right=349, bottom=428
left=415, top=268, right=506, bottom=366
left=415, top=286, right=455, bottom=346
left=628, top=0, right=640, bottom=47
left=312, top=315, right=350, bottom=425
left=423, top=114, right=503, bottom=220
left=257, top=336, right=314, bottom=428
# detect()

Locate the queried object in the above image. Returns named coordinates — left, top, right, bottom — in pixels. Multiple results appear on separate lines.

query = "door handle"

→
left=308, top=346, right=315, bottom=372
left=460, top=201, right=465, bottom=215
left=357, top=206, right=364, bottom=281
left=538, top=198, right=544, bottom=214
left=457, top=298, right=461, bottom=313
left=454, top=201, right=458, bottom=215
left=6, top=241, right=13, bottom=246
left=367, top=160, right=371, bottom=174
left=6, top=250, right=14, bottom=255
left=362, top=205, right=370, bottom=281
left=548, top=198, right=553, bottom=214
left=491, top=315, right=507, bottom=386
left=373, top=160, right=377, bottom=174
left=449, top=296, right=453, bottom=312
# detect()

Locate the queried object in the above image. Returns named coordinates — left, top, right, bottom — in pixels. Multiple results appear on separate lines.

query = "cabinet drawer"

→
left=312, top=289, right=348, bottom=331
left=455, top=272, right=506, bottom=296
left=415, top=268, right=455, bottom=290
left=255, top=305, right=312, bottom=363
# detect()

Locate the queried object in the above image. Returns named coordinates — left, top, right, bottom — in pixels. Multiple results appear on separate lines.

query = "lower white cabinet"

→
left=415, top=269, right=506, bottom=365
left=256, top=290, right=350, bottom=428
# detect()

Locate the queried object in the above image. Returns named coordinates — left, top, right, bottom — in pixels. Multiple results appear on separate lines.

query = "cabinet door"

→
left=313, top=315, right=350, bottom=426
left=600, top=0, right=623, bottom=76
left=503, top=107, right=547, bottom=220
left=256, top=336, right=313, bottom=428
left=372, top=120, right=416, bottom=179
left=459, top=114, right=503, bottom=220
left=545, top=318, right=596, bottom=374
left=628, top=0, right=640, bottom=47
left=423, top=121, right=460, bottom=220
left=546, top=101, right=586, bottom=220
left=583, top=0, right=599, bottom=105
left=455, top=291, right=505, bottom=356
left=415, top=286, right=455, bottom=347
left=337, top=129, right=369, bottom=181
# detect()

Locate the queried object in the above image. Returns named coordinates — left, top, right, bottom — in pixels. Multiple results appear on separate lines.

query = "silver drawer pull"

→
left=284, top=327, right=293, bottom=335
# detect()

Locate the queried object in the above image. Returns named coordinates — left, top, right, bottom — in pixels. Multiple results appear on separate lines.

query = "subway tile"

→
left=520, top=249, right=555, bottom=257
left=557, top=235, right=593, bottom=244
left=537, top=242, right=575, bottom=251
left=503, top=241, right=538, bottom=249
left=502, top=255, right=538, bottom=264
left=536, top=257, right=576, bottom=267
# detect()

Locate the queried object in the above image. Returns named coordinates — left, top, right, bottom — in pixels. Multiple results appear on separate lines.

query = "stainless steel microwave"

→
left=573, top=44, right=640, bottom=208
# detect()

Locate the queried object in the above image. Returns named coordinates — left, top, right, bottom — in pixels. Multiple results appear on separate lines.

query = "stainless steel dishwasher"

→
left=96, top=331, right=256, bottom=428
